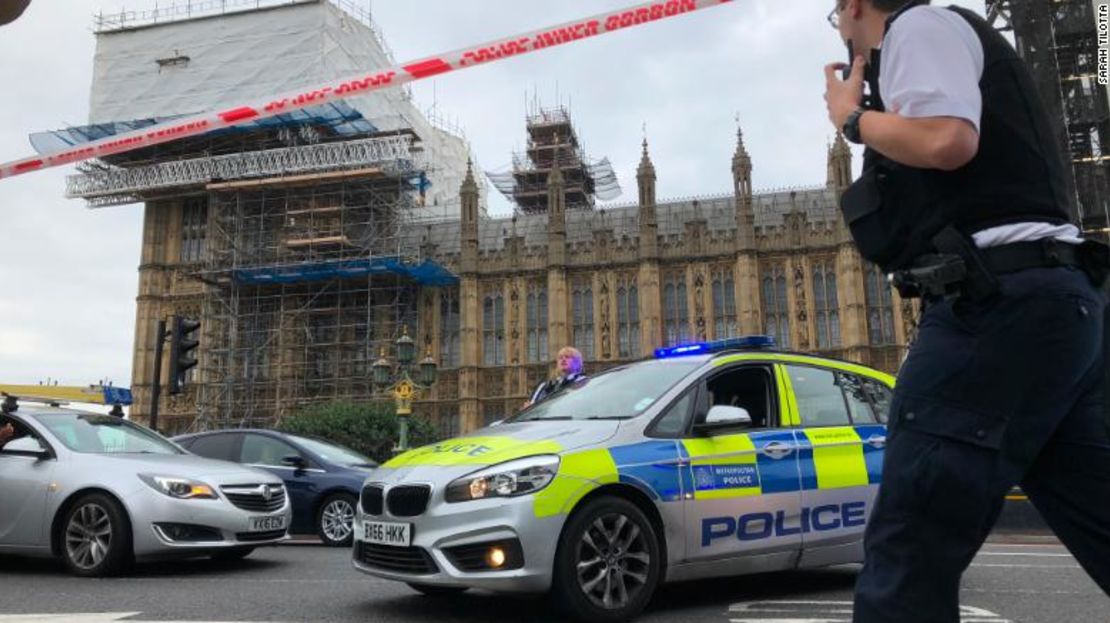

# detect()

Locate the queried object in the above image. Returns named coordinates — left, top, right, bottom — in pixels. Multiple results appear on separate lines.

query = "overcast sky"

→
left=0, top=0, right=985, bottom=388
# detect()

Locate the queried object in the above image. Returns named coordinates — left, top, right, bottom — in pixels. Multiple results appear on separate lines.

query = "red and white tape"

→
left=0, top=0, right=733, bottom=181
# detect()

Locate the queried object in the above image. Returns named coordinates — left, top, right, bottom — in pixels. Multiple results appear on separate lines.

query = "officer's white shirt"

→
left=880, top=5, right=1082, bottom=247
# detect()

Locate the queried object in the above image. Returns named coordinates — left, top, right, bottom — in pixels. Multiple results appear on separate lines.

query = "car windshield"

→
left=292, top=435, right=376, bottom=468
left=32, top=413, right=183, bottom=455
left=508, top=359, right=702, bottom=422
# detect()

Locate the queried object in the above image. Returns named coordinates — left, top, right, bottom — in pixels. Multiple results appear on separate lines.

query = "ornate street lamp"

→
left=418, top=349, right=438, bottom=387
left=373, top=327, right=438, bottom=454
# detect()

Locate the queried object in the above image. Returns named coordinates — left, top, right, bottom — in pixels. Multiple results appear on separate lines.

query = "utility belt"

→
left=891, top=226, right=1110, bottom=302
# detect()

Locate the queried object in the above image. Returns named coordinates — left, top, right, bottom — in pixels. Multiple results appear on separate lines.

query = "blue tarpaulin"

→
left=232, top=257, right=458, bottom=287
left=30, top=101, right=378, bottom=154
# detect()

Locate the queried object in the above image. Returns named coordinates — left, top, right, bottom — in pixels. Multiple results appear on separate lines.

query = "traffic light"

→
left=167, top=315, right=201, bottom=395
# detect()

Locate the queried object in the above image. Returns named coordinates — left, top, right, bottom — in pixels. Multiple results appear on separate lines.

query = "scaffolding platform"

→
left=230, top=257, right=458, bottom=287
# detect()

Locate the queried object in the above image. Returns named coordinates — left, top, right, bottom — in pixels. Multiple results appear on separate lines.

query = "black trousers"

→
left=853, top=266, right=1110, bottom=622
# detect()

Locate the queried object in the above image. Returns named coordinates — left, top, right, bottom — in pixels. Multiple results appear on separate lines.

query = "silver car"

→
left=0, top=403, right=292, bottom=576
left=352, top=337, right=895, bottom=621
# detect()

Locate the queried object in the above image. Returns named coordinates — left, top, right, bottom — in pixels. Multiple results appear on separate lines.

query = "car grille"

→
left=361, top=484, right=384, bottom=515
left=222, top=484, right=286, bottom=513
left=354, top=541, right=438, bottom=575
left=236, top=529, right=286, bottom=542
left=386, top=485, right=430, bottom=517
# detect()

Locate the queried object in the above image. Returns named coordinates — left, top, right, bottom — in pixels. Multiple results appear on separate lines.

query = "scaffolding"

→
left=988, top=0, right=1110, bottom=234
left=194, top=147, right=444, bottom=430
left=486, top=105, right=621, bottom=213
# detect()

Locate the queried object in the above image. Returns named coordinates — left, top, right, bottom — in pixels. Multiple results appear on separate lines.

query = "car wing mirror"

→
left=281, top=454, right=307, bottom=469
left=696, top=405, right=753, bottom=435
left=2, top=436, right=51, bottom=459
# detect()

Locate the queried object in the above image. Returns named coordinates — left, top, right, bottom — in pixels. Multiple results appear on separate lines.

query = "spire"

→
left=461, top=157, right=478, bottom=196
left=637, top=137, right=656, bottom=179
left=827, top=131, right=853, bottom=191
left=732, top=125, right=751, bottom=170
left=637, top=136, right=657, bottom=220
left=732, top=122, right=752, bottom=200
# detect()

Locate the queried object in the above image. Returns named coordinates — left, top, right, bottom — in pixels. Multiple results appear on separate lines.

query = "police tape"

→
left=0, top=0, right=734, bottom=181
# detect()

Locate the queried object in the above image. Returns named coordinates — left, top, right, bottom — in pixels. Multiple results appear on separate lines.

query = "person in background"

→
left=522, top=346, right=588, bottom=409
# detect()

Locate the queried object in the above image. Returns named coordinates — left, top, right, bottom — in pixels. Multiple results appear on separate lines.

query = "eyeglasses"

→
left=827, top=4, right=842, bottom=29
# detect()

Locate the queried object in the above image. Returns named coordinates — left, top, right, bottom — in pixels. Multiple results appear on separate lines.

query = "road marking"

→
left=727, top=601, right=1011, bottom=622
left=970, top=563, right=1081, bottom=569
left=977, top=552, right=1074, bottom=558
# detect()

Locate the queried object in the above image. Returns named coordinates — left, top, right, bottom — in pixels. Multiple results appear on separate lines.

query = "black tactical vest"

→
left=839, top=4, right=1073, bottom=272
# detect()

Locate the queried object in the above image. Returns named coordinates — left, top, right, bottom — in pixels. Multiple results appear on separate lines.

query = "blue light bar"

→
left=654, top=335, right=777, bottom=359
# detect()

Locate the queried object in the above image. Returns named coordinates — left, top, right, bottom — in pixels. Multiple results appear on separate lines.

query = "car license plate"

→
left=363, top=521, right=411, bottom=546
left=250, top=515, right=287, bottom=532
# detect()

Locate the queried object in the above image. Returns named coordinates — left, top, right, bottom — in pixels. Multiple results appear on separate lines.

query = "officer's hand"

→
left=824, top=56, right=866, bottom=130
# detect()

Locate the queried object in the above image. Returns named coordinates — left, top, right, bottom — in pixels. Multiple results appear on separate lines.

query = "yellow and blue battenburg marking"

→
left=608, top=441, right=686, bottom=502
left=598, top=426, right=886, bottom=503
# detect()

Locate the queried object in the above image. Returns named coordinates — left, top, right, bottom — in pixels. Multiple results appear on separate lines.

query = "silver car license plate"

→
left=363, top=521, right=411, bottom=546
left=250, top=515, right=287, bottom=532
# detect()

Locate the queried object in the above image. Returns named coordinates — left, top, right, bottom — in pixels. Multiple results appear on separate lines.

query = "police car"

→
left=352, top=336, right=893, bottom=621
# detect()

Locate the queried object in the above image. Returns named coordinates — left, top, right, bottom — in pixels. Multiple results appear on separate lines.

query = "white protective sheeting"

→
left=88, top=0, right=483, bottom=217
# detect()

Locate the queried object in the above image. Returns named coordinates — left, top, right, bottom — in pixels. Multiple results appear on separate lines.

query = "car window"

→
left=702, top=365, right=775, bottom=428
left=188, top=433, right=239, bottom=461
left=509, top=359, right=701, bottom=422
left=839, top=373, right=876, bottom=424
left=240, top=434, right=299, bottom=467
left=32, top=413, right=182, bottom=455
left=786, top=364, right=853, bottom=427
left=863, top=377, right=893, bottom=423
left=290, top=435, right=375, bottom=467
left=0, top=415, right=36, bottom=452
left=650, top=388, right=697, bottom=438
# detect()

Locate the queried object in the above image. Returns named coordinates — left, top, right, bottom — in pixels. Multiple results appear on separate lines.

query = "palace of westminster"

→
left=68, top=0, right=915, bottom=436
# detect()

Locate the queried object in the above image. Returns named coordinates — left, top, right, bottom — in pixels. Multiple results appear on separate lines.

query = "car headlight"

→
left=139, top=474, right=218, bottom=500
left=445, top=455, right=560, bottom=503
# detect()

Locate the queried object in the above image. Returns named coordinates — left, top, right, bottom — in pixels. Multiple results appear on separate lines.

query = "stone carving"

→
left=599, top=274, right=612, bottom=359
left=793, top=263, right=810, bottom=350
left=694, top=269, right=707, bottom=341
left=901, top=299, right=919, bottom=345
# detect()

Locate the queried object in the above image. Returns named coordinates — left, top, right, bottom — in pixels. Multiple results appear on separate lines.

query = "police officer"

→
left=523, top=346, right=587, bottom=409
left=824, top=1, right=1110, bottom=620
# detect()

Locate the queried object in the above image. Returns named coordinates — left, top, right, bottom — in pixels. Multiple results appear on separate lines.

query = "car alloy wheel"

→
left=318, top=493, right=357, bottom=547
left=575, top=512, right=652, bottom=611
left=552, top=496, right=660, bottom=622
left=65, top=503, right=113, bottom=571
left=59, top=492, right=132, bottom=577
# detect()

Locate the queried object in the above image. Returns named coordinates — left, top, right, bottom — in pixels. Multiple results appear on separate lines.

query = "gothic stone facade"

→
left=129, top=131, right=914, bottom=437
left=409, top=132, right=914, bottom=437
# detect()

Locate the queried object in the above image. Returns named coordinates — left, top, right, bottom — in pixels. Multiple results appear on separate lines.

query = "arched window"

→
left=865, top=264, right=896, bottom=345
left=813, top=262, right=841, bottom=349
left=440, top=289, right=460, bottom=368
left=617, top=278, right=641, bottom=359
left=526, top=286, right=548, bottom=363
left=712, top=269, right=737, bottom=339
left=572, top=281, right=595, bottom=360
left=761, top=266, right=790, bottom=348
left=663, top=273, right=689, bottom=347
left=482, top=293, right=505, bottom=365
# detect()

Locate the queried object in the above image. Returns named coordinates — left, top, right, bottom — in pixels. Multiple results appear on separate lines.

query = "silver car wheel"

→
left=65, top=503, right=113, bottom=571
left=321, top=498, right=354, bottom=543
left=575, top=512, right=651, bottom=611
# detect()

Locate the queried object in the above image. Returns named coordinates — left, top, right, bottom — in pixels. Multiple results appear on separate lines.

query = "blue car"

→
left=173, top=430, right=377, bottom=546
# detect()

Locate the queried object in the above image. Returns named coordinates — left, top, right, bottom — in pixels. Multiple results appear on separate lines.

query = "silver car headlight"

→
left=139, top=474, right=219, bottom=500
left=445, top=455, right=560, bottom=503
